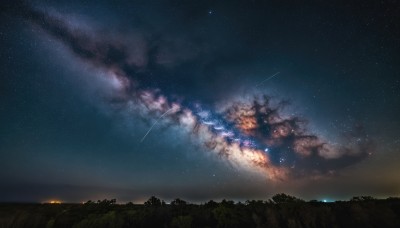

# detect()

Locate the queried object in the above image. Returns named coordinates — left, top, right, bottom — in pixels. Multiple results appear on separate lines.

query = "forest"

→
left=1, top=194, right=400, bottom=228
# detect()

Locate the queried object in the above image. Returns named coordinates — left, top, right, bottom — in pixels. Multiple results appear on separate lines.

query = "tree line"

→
left=0, top=194, right=399, bottom=227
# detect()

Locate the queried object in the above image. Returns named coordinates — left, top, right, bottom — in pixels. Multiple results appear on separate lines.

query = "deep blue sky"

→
left=0, top=0, right=399, bottom=203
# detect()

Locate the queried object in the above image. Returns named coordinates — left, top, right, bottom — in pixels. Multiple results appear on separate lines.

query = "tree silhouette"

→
left=272, top=193, right=304, bottom=203
left=171, top=215, right=192, bottom=228
left=351, top=196, right=376, bottom=201
left=1, top=194, right=400, bottom=227
left=144, top=196, right=162, bottom=207
left=171, top=198, right=187, bottom=206
left=204, top=200, right=218, bottom=208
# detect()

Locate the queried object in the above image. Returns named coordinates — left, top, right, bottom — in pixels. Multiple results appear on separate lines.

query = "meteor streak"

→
left=14, top=4, right=373, bottom=180
left=256, top=72, right=280, bottom=87
left=140, top=108, right=174, bottom=143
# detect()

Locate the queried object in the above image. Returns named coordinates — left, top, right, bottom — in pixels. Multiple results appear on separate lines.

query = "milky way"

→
left=10, top=2, right=374, bottom=181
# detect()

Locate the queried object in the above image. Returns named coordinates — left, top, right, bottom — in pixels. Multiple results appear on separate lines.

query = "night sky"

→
left=1, top=0, right=399, bottom=203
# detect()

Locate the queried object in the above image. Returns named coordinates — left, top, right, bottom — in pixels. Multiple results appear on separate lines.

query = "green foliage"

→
left=272, top=193, right=304, bottom=203
left=212, top=204, right=240, bottom=228
left=171, top=215, right=193, bottom=228
left=72, top=211, right=124, bottom=228
left=204, top=200, right=218, bottom=208
left=351, top=196, right=376, bottom=201
left=171, top=198, right=187, bottom=206
left=1, top=196, right=400, bottom=227
left=144, top=196, right=162, bottom=207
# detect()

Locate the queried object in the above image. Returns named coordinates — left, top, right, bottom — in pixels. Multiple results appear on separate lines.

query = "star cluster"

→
left=1, top=0, right=399, bottom=202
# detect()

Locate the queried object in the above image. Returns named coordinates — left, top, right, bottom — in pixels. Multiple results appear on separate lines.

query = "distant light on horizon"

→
left=322, top=198, right=335, bottom=203
left=49, top=200, right=62, bottom=204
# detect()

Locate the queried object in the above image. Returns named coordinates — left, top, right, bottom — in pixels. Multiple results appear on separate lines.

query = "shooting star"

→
left=256, top=72, right=280, bottom=87
left=140, top=108, right=174, bottom=142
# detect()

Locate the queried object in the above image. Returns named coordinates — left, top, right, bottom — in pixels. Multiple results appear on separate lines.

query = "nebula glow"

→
left=9, top=2, right=374, bottom=181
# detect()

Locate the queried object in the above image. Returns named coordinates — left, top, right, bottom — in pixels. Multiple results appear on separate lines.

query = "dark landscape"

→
left=1, top=194, right=400, bottom=228
left=1, top=1, right=400, bottom=228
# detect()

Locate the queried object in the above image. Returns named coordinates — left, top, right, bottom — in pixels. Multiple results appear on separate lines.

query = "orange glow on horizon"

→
left=49, top=200, right=62, bottom=204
